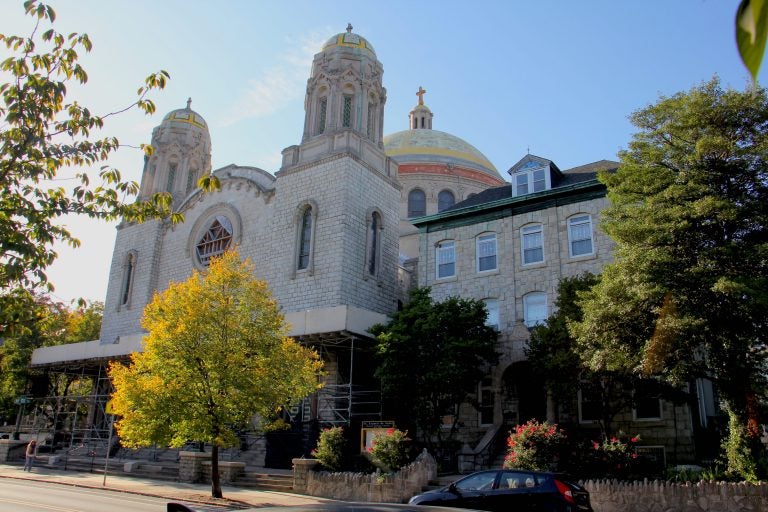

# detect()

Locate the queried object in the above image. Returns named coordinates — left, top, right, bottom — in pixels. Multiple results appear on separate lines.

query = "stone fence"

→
left=292, top=448, right=437, bottom=504
left=585, top=479, right=768, bottom=512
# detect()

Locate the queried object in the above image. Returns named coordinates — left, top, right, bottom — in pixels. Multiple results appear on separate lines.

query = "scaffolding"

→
left=23, top=357, right=120, bottom=457
left=289, top=331, right=382, bottom=427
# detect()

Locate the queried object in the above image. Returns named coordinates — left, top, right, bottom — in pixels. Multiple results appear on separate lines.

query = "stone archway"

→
left=500, top=361, right=546, bottom=426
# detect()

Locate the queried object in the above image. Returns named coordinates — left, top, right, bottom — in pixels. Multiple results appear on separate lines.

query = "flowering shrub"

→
left=585, top=433, right=642, bottom=478
left=312, top=426, right=345, bottom=471
left=504, top=420, right=566, bottom=471
left=368, top=428, right=411, bottom=472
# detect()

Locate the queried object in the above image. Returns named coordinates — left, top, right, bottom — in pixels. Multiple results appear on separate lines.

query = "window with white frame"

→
left=476, top=233, right=497, bottom=272
left=514, top=167, right=547, bottom=196
left=483, top=299, right=499, bottom=331
left=436, top=241, right=455, bottom=279
left=634, top=380, right=663, bottom=420
left=568, top=214, right=594, bottom=257
left=523, top=292, right=547, bottom=327
left=521, top=224, right=544, bottom=264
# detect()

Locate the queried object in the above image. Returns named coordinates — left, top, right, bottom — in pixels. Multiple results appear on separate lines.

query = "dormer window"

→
left=514, top=165, right=547, bottom=196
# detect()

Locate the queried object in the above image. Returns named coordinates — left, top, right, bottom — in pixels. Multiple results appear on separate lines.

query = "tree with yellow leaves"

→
left=109, top=250, right=322, bottom=498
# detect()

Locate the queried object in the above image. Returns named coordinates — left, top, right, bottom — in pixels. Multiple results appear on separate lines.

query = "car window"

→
left=455, top=472, right=498, bottom=491
left=500, top=471, right=539, bottom=489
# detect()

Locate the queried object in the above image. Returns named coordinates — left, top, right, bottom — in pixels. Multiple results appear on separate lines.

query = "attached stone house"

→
left=410, top=154, right=712, bottom=468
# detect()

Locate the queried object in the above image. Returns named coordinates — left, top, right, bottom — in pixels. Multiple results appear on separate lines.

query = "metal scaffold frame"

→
left=23, top=358, right=120, bottom=457
left=291, top=331, right=382, bottom=427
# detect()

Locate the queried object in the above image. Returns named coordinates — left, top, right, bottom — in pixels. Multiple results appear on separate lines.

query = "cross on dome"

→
left=416, top=86, right=426, bottom=105
left=346, top=23, right=353, bottom=33
left=186, top=97, right=192, bottom=110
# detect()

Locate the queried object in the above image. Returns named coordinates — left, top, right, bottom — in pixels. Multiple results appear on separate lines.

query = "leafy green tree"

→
left=371, top=287, right=498, bottom=455
left=571, top=78, right=768, bottom=480
left=109, top=250, right=323, bottom=498
left=0, top=1, right=218, bottom=334
left=0, top=295, right=102, bottom=421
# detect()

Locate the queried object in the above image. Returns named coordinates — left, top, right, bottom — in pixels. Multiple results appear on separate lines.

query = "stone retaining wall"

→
left=586, top=479, right=768, bottom=512
left=292, top=449, right=437, bottom=504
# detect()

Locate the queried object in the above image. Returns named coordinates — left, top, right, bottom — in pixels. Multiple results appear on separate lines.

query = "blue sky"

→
left=0, top=0, right=761, bottom=303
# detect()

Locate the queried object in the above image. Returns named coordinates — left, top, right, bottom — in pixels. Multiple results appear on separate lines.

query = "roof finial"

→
left=186, top=97, right=192, bottom=110
left=416, top=86, right=427, bottom=106
left=346, top=23, right=353, bottom=33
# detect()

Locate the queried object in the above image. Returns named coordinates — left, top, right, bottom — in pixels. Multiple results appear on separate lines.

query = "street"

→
left=0, top=478, right=229, bottom=512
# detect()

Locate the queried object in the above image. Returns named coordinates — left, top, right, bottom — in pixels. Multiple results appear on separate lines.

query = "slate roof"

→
left=445, top=159, right=620, bottom=212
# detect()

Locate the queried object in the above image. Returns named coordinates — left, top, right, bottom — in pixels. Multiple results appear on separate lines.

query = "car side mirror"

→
left=448, top=483, right=459, bottom=494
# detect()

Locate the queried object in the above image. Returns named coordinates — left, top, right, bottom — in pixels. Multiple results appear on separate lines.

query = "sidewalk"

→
left=0, top=461, right=330, bottom=509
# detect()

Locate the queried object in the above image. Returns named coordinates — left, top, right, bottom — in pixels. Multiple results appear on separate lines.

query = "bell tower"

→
left=269, top=25, right=400, bottom=316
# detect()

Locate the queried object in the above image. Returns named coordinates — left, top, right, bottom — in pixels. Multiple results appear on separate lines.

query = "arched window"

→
left=120, top=251, right=137, bottom=307
left=369, top=211, right=381, bottom=276
left=317, top=96, right=328, bottom=134
left=436, top=240, right=456, bottom=279
left=342, top=95, right=353, bottom=128
left=521, top=223, right=544, bottom=264
left=408, top=189, right=426, bottom=217
left=437, top=190, right=455, bottom=212
left=568, top=214, right=594, bottom=257
left=196, top=216, right=233, bottom=266
left=298, top=206, right=313, bottom=270
left=523, top=292, right=547, bottom=327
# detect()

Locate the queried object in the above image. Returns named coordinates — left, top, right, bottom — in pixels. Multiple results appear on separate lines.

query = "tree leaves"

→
left=737, top=0, right=768, bottom=83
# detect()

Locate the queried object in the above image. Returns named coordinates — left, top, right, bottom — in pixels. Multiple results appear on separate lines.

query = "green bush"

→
left=312, top=426, right=345, bottom=471
left=368, top=428, right=412, bottom=472
left=504, top=420, right=566, bottom=471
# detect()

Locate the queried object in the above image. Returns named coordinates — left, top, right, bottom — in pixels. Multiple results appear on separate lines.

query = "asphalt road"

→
left=0, top=478, right=231, bottom=512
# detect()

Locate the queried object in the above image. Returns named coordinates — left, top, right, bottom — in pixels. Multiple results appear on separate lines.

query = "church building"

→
left=29, top=25, right=709, bottom=470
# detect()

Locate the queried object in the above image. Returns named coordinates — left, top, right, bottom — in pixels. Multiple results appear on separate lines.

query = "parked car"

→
left=408, top=469, right=593, bottom=512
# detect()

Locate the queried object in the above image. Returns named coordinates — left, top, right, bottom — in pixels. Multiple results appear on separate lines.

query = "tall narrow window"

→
left=568, top=214, right=594, bottom=257
left=634, top=380, right=663, bottom=420
left=367, top=102, right=374, bottom=139
left=437, top=190, right=455, bottom=212
left=367, top=211, right=381, bottom=276
left=408, top=189, right=426, bottom=217
left=342, top=96, right=353, bottom=128
left=532, top=169, right=546, bottom=192
left=298, top=207, right=313, bottom=270
left=436, top=241, right=455, bottom=279
left=515, top=173, right=528, bottom=196
left=476, top=233, right=497, bottom=272
left=578, top=381, right=602, bottom=423
left=523, top=292, right=547, bottom=327
left=478, top=377, right=494, bottom=425
left=186, top=169, right=196, bottom=194
left=522, top=224, right=544, bottom=264
left=120, top=252, right=136, bottom=306
left=166, top=163, right=177, bottom=193
left=317, top=97, right=327, bottom=134
left=483, top=299, right=499, bottom=330
left=196, top=216, right=233, bottom=266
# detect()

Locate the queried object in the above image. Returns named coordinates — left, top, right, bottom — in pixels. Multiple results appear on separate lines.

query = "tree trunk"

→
left=210, top=444, right=222, bottom=498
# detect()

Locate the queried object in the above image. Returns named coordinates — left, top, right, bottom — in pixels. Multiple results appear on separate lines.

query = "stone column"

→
left=178, top=451, right=211, bottom=483
left=292, top=458, right=318, bottom=494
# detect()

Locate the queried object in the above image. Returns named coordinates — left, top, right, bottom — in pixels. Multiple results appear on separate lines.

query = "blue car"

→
left=408, top=469, right=593, bottom=512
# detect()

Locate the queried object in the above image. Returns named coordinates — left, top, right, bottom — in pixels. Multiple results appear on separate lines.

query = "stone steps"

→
left=235, top=471, right=293, bottom=491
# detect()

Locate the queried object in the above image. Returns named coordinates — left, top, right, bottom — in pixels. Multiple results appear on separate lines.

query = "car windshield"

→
left=455, top=472, right=497, bottom=491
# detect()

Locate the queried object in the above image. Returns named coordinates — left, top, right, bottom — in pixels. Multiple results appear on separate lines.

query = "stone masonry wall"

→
left=585, top=480, right=768, bottom=512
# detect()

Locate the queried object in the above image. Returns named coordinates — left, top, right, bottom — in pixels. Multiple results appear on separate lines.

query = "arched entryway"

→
left=500, top=361, right=546, bottom=426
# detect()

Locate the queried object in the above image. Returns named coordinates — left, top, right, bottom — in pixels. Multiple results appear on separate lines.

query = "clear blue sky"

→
left=0, top=0, right=761, bottom=303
